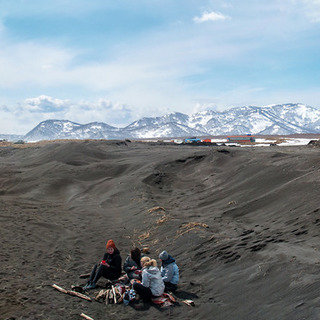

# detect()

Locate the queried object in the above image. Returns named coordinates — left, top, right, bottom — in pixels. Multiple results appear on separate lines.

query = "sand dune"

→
left=1, top=140, right=320, bottom=319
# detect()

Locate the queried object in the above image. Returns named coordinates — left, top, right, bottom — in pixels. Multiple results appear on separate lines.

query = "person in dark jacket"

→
left=84, top=239, right=122, bottom=290
left=159, top=250, right=179, bottom=292
left=123, top=247, right=142, bottom=280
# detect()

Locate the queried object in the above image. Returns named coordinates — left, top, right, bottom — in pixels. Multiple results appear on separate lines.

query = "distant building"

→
left=227, top=135, right=255, bottom=143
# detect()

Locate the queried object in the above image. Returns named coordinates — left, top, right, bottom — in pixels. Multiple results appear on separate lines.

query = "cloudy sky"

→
left=1, top=0, right=320, bottom=134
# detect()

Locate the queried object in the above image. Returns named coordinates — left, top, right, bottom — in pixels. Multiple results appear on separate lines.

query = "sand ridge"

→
left=1, top=140, right=320, bottom=319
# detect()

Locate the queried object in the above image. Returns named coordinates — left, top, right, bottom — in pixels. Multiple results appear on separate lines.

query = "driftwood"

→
left=105, top=289, right=110, bottom=305
left=141, top=247, right=150, bottom=254
left=118, top=291, right=123, bottom=303
left=52, top=284, right=92, bottom=302
left=182, top=299, right=195, bottom=306
left=68, top=290, right=92, bottom=301
left=80, top=313, right=94, bottom=320
left=118, top=293, right=124, bottom=304
left=79, top=273, right=91, bottom=279
left=114, top=287, right=122, bottom=304
left=147, top=206, right=166, bottom=213
left=52, top=284, right=68, bottom=294
left=108, top=288, right=114, bottom=304
left=95, top=289, right=107, bottom=302
left=112, top=285, right=117, bottom=304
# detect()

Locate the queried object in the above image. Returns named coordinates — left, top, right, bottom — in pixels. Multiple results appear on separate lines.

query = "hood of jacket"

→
left=143, top=266, right=160, bottom=274
left=162, top=255, right=176, bottom=266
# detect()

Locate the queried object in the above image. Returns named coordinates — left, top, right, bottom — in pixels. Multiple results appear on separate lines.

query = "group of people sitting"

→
left=83, top=239, right=179, bottom=303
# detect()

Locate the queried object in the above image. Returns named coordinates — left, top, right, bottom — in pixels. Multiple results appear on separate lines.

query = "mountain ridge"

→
left=12, top=103, right=320, bottom=142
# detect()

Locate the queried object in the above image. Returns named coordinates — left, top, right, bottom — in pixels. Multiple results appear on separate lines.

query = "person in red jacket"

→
left=84, top=239, right=122, bottom=290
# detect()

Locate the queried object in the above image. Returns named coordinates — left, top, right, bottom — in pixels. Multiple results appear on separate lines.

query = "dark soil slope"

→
left=1, top=140, right=320, bottom=320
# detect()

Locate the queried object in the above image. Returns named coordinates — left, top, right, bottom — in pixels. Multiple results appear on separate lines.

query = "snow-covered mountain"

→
left=189, top=104, right=320, bottom=136
left=24, top=120, right=123, bottom=142
left=21, top=103, right=320, bottom=142
left=0, top=134, right=24, bottom=142
left=123, top=121, right=205, bottom=139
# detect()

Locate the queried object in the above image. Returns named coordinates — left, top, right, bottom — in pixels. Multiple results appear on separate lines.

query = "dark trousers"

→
left=164, top=281, right=177, bottom=292
left=133, top=282, right=153, bottom=302
left=89, top=264, right=118, bottom=283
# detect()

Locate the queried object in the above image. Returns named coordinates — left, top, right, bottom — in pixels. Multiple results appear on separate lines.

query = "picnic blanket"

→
left=151, top=292, right=176, bottom=307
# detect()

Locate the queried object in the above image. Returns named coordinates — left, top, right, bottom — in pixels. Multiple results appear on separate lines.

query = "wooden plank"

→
left=80, top=313, right=94, bottom=320
left=52, top=284, right=92, bottom=302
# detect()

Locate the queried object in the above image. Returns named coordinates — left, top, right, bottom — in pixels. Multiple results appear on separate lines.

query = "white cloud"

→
left=68, top=99, right=134, bottom=127
left=0, top=20, right=247, bottom=121
left=0, top=95, right=139, bottom=134
left=0, top=40, right=75, bottom=88
left=193, top=102, right=218, bottom=113
left=0, top=1, right=319, bottom=135
left=23, top=95, right=70, bottom=113
left=302, top=0, right=320, bottom=21
left=288, top=0, right=320, bottom=22
left=1, top=85, right=320, bottom=135
left=193, top=11, right=230, bottom=23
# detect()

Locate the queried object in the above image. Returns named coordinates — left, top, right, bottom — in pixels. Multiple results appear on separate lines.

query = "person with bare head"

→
left=132, top=256, right=164, bottom=302
left=123, top=247, right=142, bottom=280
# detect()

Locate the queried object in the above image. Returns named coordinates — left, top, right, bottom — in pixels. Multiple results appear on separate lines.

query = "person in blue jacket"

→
left=159, top=250, right=179, bottom=292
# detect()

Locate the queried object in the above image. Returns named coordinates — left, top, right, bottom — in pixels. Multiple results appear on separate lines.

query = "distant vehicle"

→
left=227, top=135, right=255, bottom=143
left=184, top=138, right=201, bottom=143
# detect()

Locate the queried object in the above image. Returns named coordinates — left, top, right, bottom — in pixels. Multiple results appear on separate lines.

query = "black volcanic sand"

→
left=1, top=140, right=320, bottom=320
